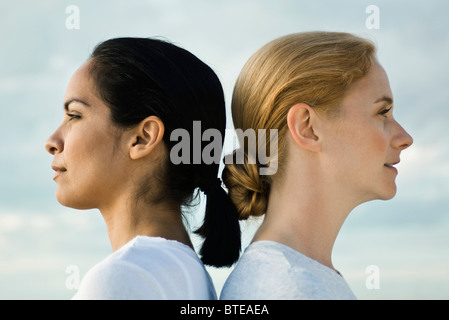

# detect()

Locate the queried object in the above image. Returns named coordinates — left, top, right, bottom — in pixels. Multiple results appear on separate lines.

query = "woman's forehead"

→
left=342, top=64, right=393, bottom=108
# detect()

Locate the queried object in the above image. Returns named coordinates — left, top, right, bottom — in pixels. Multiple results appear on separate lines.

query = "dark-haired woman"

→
left=45, top=38, right=240, bottom=299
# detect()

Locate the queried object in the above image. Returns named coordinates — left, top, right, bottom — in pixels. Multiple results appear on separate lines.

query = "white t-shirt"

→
left=72, top=236, right=217, bottom=300
left=220, top=240, right=356, bottom=300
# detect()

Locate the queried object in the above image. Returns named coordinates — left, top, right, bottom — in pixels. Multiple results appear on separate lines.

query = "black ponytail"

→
left=89, top=37, right=241, bottom=267
left=196, top=178, right=241, bottom=267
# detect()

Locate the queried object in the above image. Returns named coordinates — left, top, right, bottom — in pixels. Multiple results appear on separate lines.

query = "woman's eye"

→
left=379, top=107, right=392, bottom=117
left=66, top=113, right=81, bottom=121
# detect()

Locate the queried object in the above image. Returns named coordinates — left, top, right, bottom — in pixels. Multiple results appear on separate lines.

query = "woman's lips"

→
left=51, top=164, right=67, bottom=180
left=384, top=160, right=400, bottom=168
left=384, top=161, right=399, bottom=173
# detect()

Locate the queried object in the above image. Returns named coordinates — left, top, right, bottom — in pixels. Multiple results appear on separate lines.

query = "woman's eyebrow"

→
left=374, top=96, right=393, bottom=105
left=64, top=98, right=91, bottom=111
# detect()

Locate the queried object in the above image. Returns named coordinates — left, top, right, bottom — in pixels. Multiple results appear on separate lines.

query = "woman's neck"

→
left=253, top=165, right=355, bottom=271
left=99, top=195, right=193, bottom=252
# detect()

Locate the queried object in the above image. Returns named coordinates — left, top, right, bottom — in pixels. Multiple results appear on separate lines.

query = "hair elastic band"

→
left=200, top=177, right=223, bottom=195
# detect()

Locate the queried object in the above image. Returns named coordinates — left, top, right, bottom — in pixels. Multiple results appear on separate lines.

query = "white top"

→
left=72, top=236, right=217, bottom=300
left=220, top=241, right=356, bottom=300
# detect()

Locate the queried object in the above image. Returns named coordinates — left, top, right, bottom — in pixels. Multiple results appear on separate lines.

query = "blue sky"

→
left=0, top=0, right=448, bottom=299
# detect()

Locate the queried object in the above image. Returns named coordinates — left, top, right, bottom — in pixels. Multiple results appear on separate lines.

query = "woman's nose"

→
left=45, top=126, right=64, bottom=155
left=393, top=121, right=413, bottom=151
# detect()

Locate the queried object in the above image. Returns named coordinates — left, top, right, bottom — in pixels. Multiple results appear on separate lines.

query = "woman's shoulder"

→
left=72, top=236, right=216, bottom=300
left=115, top=236, right=201, bottom=265
left=220, top=241, right=356, bottom=300
left=72, top=248, right=162, bottom=299
left=90, top=236, right=199, bottom=273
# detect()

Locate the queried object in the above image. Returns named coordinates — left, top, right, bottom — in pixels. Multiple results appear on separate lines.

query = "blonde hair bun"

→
left=222, top=150, right=269, bottom=220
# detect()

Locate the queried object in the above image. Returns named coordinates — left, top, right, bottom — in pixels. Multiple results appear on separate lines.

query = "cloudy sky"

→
left=0, top=0, right=448, bottom=299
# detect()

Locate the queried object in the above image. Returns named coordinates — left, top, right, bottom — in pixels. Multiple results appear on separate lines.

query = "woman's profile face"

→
left=322, top=62, right=413, bottom=203
left=45, top=61, right=130, bottom=209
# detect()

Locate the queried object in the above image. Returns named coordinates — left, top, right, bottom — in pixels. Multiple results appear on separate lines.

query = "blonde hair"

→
left=222, top=31, right=377, bottom=219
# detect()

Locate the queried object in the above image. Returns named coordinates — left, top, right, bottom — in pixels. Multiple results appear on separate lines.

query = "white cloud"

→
left=0, top=214, right=24, bottom=233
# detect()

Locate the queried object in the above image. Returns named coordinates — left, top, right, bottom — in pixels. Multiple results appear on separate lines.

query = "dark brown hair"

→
left=89, top=37, right=240, bottom=267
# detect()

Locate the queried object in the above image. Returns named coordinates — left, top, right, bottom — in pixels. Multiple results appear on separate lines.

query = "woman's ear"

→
left=129, top=116, right=165, bottom=160
left=287, top=103, right=321, bottom=153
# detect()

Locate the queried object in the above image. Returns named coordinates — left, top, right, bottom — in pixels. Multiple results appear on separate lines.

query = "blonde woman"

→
left=220, top=32, right=413, bottom=300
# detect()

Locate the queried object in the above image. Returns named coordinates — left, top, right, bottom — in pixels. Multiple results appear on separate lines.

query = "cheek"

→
left=365, top=125, right=389, bottom=159
left=60, top=129, right=119, bottom=203
left=66, top=123, right=118, bottom=166
left=343, top=113, right=388, bottom=155
left=65, top=131, right=99, bottom=171
left=331, top=121, right=389, bottom=172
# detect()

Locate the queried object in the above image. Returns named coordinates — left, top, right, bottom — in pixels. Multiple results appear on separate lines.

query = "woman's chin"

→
left=378, top=184, right=397, bottom=201
left=56, top=190, right=94, bottom=210
left=360, top=184, right=397, bottom=204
